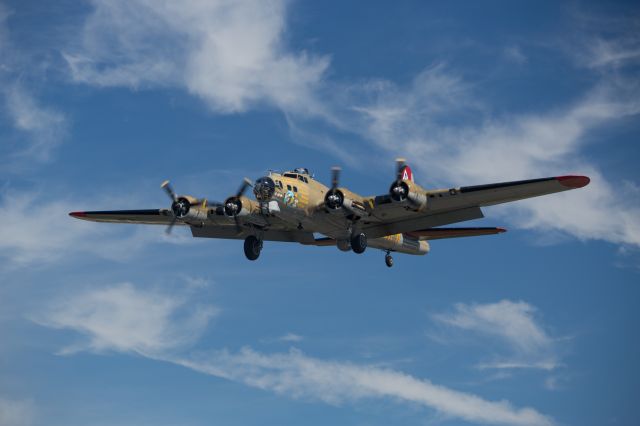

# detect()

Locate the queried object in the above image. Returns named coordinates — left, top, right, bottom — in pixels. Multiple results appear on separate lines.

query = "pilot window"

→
left=287, top=184, right=292, bottom=191
left=293, top=186, right=298, bottom=192
left=303, top=177, right=308, bottom=183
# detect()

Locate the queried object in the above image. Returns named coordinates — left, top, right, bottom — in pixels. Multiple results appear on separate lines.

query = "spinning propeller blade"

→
left=331, top=167, right=341, bottom=190
left=161, top=180, right=177, bottom=202
left=395, top=158, right=406, bottom=182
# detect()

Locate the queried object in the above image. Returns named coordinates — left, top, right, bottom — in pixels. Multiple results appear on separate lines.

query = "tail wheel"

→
left=244, top=235, right=262, bottom=261
left=385, top=254, right=394, bottom=268
left=351, top=232, right=367, bottom=254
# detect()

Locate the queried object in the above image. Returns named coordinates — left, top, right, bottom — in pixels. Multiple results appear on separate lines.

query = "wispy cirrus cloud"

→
left=33, top=282, right=218, bottom=355
left=432, top=300, right=561, bottom=372
left=35, top=283, right=554, bottom=426
left=0, top=4, right=68, bottom=165
left=0, top=189, right=194, bottom=268
left=0, top=396, right=35, bottom=426
left=64, top=0, right=329, bottom=115
left=336, top=64, right=640, bottom=248
left=56, top=3, right=640, bottom=250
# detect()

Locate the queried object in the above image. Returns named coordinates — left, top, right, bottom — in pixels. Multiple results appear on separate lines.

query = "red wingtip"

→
left=497, top=227, right=507, bottom=233
left=556, top=175, right=590, bottom=189
left=69, top=211, right=86, bottom=218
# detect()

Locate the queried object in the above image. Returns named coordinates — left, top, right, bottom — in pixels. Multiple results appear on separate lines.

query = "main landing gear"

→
left=244, top=235, right=263, bottom=261
left=384, top=251, right=394, bottom=268
left=350, top=232, right=367, bottom=254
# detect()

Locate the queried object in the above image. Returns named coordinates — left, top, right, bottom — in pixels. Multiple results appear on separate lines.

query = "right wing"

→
left=405, top=227, right=506, bottom=240
left=69, top=209, right=317, bottom=243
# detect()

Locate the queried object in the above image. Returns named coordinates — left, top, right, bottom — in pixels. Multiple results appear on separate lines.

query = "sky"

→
left=0, top=1, right=639, bottom=425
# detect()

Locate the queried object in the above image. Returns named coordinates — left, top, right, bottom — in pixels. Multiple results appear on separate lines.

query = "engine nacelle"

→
left=389, top=180, right=428, bottom=211
left=325, top=189, right=368, bottom=217
left=224, top=195, right=258, bottom=218
left=171, top=196, right=208, bottom=221
left=368, top=234, right=430, bottom=255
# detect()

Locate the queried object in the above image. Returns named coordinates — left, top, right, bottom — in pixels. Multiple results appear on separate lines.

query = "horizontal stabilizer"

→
left=406, top=227, right=506, bottom=240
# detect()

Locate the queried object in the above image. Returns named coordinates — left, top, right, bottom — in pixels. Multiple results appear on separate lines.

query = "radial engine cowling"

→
left=324, top=189, right=368, bottom=217
left=224, top=195, right=258, bottom=217
left=389, top=180, right=427, bottom=210
left=171, top=196, right=207, bottom=221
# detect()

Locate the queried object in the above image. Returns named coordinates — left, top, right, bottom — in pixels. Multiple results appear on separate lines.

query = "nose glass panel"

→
left=253, top=176, right=276, bottom=201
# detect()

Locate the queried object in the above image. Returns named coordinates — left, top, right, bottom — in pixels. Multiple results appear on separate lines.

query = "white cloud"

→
left=433, top=300, right=560, bottom=372
left=65, top=0, right=329, bottom=115
left=36, top=283, right=554, bottom=426
left=34, top=282, right=217, bottom=355
left=0, top=5, right=67, bottom=164
left=342, top=65, right=640, bottom=247
left=0, top=397, right=35, bottom=426
left=0, top=190, right=193, bottom=268
left=278, top=332, right=303, bottom=342
left=177, top=348, right=554, bottom=426
left=504, top=46, right=528, bottom=64
left=2, top=84, right=68, bottom=162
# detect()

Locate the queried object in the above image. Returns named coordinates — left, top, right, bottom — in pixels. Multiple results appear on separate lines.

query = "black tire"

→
left=244, top=236, right=261, bottom=261
left=351, top=232, right=367, bottom=254
left=385, top=255, right=394, bottom=268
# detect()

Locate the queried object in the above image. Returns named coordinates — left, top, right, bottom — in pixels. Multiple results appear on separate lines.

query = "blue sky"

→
left=0, top=1, right=639, bottom=425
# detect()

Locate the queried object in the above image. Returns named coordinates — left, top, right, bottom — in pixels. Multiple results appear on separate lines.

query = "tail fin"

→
left=400, top=164, right=414, bottom=182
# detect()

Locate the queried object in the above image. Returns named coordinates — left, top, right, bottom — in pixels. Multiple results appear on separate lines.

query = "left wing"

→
left=69, top=209, right=176, bottom=225
left=362, top=175, right=589, bottom=238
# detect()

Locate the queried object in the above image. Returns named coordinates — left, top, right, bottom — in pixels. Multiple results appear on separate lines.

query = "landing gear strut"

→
left=244, top=235, right=262, bottom=261
left=351, top=232, right=367, bottom=254
left=385, top=251, right=394, bottom=268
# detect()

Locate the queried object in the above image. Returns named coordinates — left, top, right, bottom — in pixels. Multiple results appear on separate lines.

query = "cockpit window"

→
left=283, top=173, right=297, bottom=178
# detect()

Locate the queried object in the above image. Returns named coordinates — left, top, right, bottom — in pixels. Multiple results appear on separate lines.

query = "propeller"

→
left=161, top=180, right=222, bottom=235
left=224, top=177, right=253, bottom=232
left=325, top=166, right=344, bottom=210
left=390, top=158, right=409, bottom=202
left=236, top=177, right=252, bottom=198
left=331, top=166, right=341, bottom=191
left=395, top=158, right=406, bottom=182
left=161, top=180, right=177, bottom=202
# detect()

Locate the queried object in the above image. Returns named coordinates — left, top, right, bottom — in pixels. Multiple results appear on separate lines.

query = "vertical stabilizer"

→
left=400, top=164, right=414, bottom=182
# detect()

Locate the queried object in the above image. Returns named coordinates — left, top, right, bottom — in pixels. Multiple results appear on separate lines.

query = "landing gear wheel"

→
left=244, top=235, right=262, bottom=261
left=385, top=254, right=394, bottom=268
left=351, top=232, right=367, bottom=254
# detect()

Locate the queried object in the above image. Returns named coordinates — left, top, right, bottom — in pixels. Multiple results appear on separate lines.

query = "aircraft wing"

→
left=405, top=227, right=506, bottom=240
left=69, top=209, right=317, bottom=244
left=363, top=175, right=589, bottom=238
left=69, top=209, right=176, bottom=225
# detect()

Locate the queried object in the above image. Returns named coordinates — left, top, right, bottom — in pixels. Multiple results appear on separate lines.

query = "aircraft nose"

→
left=253, top=176, right=276, bottom=201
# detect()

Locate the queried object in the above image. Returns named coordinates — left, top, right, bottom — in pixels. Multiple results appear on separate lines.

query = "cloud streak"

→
left=0, top=4, right=68, bottom=165
left=0, top=397, right=35, bottom=426
left=58, top=3, right=639, bottom=249
left=35, top=283, right=555, bottom=426
left=0, top=189, right=194, bottom=268
left=433, top=300, right=560, bottom=372
left=336, top=65, right=640, bottom=247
